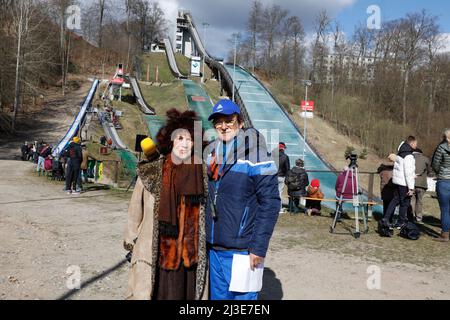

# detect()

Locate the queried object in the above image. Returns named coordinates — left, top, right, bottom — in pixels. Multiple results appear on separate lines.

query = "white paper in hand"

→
left=229, top=254, right=264, bottom=293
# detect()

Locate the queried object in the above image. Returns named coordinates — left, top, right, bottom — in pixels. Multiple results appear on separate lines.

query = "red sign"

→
left=301, top=101, right=315, bottom=112
left=191, top=96, right=206, bottom=102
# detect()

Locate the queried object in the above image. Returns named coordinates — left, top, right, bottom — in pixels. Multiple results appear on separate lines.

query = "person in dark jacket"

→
left=285, top=159, right=309, bottom=214
left=377, top=156, right=396, bottom=222
left=64, top=137, right=83, bottom=195
left=432, top=129, right=450, bottom=242
left=206, top=99, right=280, bottom=300
left=411, top=148, right=432, bottom=224
left=272, top=142, right=290, bottom=213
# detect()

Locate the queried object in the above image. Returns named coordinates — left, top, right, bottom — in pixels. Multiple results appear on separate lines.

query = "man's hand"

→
left=407, top=189, right=415, bottom=197
left=249, top=253, right=264, bottom=271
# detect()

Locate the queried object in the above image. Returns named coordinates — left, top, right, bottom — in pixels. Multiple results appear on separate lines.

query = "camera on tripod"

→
left=346, top=151, right=358, bottom=168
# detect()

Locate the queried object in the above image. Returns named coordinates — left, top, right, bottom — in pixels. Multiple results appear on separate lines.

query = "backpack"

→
left=44, top=158, right=53, bottom=171
left=286, top=169, right=305, bottom=191
left=400, top=222, right=421, bottom=240
left=378, top=220, right=393, bottom=237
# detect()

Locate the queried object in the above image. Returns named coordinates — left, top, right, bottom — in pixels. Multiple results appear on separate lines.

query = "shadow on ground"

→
left=57, top=259, right=128, bottom=300
left=259, top=268, right=283, bottom=300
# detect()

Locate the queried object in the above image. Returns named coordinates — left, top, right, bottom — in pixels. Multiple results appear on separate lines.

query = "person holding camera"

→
left=382, top=136, right=417, bottom=229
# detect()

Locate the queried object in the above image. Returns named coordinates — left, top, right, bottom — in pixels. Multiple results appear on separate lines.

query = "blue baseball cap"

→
left=208, top=99, right=241, bottom=121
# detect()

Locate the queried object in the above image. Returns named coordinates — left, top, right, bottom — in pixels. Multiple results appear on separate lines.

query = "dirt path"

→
left=0, top=160, right=129, bottom=300
left=0, top=80, right=91, bottom=160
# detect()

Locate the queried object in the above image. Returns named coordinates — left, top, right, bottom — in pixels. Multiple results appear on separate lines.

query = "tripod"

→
left=330, top=159, right=369, bottom=239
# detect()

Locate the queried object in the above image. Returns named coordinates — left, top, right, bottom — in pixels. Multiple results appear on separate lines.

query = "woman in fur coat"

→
left=123, top=109, right=208, bottom=300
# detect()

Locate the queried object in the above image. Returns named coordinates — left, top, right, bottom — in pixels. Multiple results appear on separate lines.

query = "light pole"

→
left=302, top=80, right=312, bottom=161
left=201, top=22, right=209, bottom=84
left=232, top=33, right=239, bottom=102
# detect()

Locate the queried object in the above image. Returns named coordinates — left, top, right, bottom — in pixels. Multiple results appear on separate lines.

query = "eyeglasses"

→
left=213, top=118, right=238, bottom=128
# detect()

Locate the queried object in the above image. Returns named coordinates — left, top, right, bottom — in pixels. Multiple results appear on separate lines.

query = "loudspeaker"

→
left=135, top=134, right=148, bottom=153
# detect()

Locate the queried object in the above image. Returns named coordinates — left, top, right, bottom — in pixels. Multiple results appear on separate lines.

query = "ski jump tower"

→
left=175, top=10, right=199, bottom=59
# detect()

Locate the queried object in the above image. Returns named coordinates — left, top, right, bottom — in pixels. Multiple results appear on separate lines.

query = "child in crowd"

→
left=305, top=179, right=324, bottom=216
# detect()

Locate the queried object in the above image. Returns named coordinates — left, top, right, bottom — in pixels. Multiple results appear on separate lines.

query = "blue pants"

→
left=209, top=249, right=259, bottom=300
left=437, top=180, right=450, bottom=232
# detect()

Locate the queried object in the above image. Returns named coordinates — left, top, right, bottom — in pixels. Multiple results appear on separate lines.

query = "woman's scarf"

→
left=158, top=154, right=204, bottom=270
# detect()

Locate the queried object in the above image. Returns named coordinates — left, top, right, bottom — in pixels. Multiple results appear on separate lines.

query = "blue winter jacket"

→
left=206, top=128, right=281, bottom=258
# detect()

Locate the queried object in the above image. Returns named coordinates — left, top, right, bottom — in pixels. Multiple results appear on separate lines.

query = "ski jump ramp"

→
left=101, top=121, right=127, bottom=150
left=52, top=79, right=99, bottom=157
left=163, top=38, right=187, bottom=79
left=129, top=77, right=156, bottom=115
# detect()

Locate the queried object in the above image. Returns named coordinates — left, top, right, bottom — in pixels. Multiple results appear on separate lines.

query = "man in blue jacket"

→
left=206, top=99, right=281, bottom=300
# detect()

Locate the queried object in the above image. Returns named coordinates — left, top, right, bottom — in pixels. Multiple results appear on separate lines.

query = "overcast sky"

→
left=155, top=0, right=450, bottom=58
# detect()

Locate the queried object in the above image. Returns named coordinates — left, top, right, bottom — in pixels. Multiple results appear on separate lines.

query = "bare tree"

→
left=260, top=4, right=288, bottom=76
left=311, top=10, right=331, bottom=83
left=397, top=10, right=437, bottom=125
left=49, top=0, right=75, bottom=95
left=12, top=0, right=34, bottom=131
left=98, top=0, right=107, bottom=48
left=289, top=16, right=305, bottom=86
left=125, top=0, right=132, bottom=70
left=247, top=0, right=263, bottom=72
left=422, top=19, right=442, bottom=134
left=129, top=0, right=166, bottom=52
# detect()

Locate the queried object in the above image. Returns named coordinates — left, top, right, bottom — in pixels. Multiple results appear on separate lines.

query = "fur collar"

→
left=137, top=157, right=165, bottom=195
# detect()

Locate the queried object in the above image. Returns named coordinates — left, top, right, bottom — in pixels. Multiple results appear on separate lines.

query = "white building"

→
left=176, top=10, right=195, bottom=58
left=323, top=54, right=376, bottom=83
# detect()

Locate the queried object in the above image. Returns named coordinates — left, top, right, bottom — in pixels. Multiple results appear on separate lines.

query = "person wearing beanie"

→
left=123, top=109, right=208, bottom=300
left=64, top=137, right=83, bottom=195
left=285, top=159, right=309, bottom=214
left=305, top=179, right=324, bottom=216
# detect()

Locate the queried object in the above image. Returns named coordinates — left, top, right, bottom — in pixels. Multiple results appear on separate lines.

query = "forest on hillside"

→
left=230, top=0, right=450, bottom=157
left=0, top=0, right=167, bottom=133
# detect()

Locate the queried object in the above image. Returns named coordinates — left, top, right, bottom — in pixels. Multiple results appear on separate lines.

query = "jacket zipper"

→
left=238, top=207, right=250, bottom=237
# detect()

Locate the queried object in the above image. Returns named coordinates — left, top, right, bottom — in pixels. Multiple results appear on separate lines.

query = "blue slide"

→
left=52, top=79, right=99, bottom=157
